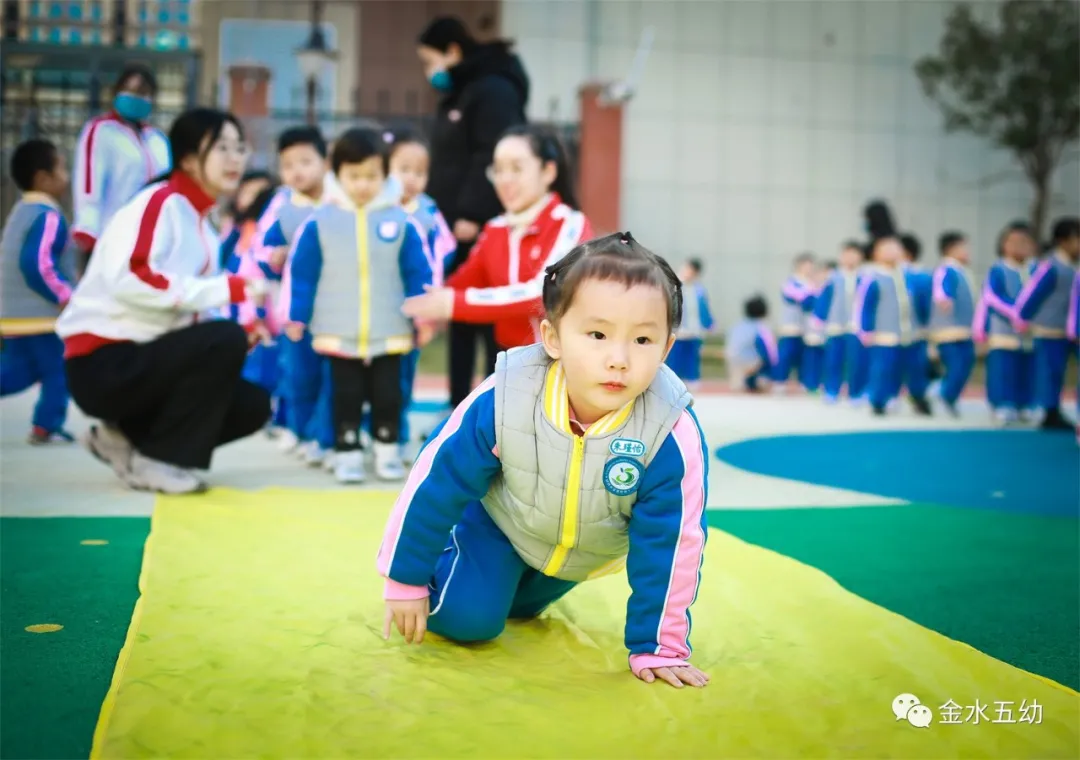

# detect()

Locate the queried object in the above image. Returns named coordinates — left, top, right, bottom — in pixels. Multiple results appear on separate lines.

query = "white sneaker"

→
left=277, top=429, right=300, bottom=454
left=81, top=423, right=136, bottom=483
left=129, top=453, right=207, bottom=494
left=334, top=450, right=366, bottom=483
left=322, top=451, right=337, bottom=471
left=303, top=441, right=330, bottom=467
left=373, top=442, right=406, bottom=481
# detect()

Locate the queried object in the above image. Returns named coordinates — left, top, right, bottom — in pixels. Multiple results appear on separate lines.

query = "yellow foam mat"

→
left=93, top=488, right=1079, bottom=759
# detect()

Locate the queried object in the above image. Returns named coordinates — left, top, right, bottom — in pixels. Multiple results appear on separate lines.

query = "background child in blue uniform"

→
left=376, top=232, right=709, bottom=690
left=266, top=127, right=337, bottom=465
left=801, top=260, right=832, bottom=392
left=811, top=241, right=864, bottom=403
left=775, top=252, right=817, bottom=388
left=974, top=222, right=1036, bottom=425
left=725, top=294, right=778, bottom=393
left=930, top=231, right=976, bottom=416
left=287, top=128, right=432, bottom=484
left=854, top=234, right=911, bottom=416
left=899, top=233, right=933, bottom=415
left=0, top=139, right=76, bottom=444
left=665, top=257, right=714, bottom=389
left=387, top=130, right=455, bottom=462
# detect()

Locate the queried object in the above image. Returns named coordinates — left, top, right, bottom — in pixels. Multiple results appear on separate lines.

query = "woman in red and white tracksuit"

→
left=56, top=108, right=271, bottom=495
left=402, top=125, right=593, bottom=361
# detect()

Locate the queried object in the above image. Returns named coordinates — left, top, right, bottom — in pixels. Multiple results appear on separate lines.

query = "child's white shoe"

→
left=303, top=441, right=330, bottom=467
left=373, top=442, right=406, bottom=481
left=334, top=450, right=365, bottom=483
left=277, top=429, right=300, bottom=454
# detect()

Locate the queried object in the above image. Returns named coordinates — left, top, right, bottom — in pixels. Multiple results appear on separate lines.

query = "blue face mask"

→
left=429, top=69, right=452, bottom=92
left=114, top=93, right=153, bottom=122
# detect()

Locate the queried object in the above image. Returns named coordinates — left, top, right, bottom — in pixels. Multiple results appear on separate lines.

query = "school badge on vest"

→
left=376, top=221, right=399, bottom=242
left=603, top=456, right=643, bottom=496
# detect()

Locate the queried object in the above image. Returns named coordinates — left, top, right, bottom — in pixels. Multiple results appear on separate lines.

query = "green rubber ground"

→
left=2, top=504, right=1077, bottom=759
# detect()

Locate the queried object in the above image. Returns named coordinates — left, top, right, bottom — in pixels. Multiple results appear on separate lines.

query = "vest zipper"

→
left=542, top=434, right=585, bottom=576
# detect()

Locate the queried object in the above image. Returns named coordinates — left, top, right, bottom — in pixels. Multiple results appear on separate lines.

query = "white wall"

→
left=502, top=0, right=1080, bottom=329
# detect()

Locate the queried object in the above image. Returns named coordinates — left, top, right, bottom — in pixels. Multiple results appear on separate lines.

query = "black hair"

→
left=939, top=231, right=966, bottom=256
left=417, top=16, right=479, bottom=55
left=386, top=128, right=428, bottom=160
left=277, top=126, right=327, bottom=158
left=235, top=183, right=280, bottom=223
left=863, top=199, right=897, bottom=240
left=498, top=124, right=579, bottom=210
left=115, top=62, right=158, bottom=96
left=1051, top=216, right=1080, bottom=243
left=240, top=169, right=273, bottom=185
left=744, top=295, right=768, bottom=319
left=168, top=107, right=244, bottom=175
left=542, top=231, right=683, bottom=332
left=793, top=251, right=815, bottom=267
left=823, top=259, right=838, bottom=270
left=997, top=220, right=1033, bottom=257
left=900, top=232, right=921, bottom=261
left=330, top=127, right=389, bottom=175
left=686, top=257, right=703, bottom=274
left=10, top=138, right=59, bottom=192
left=842, top=239, right=863, bottom=252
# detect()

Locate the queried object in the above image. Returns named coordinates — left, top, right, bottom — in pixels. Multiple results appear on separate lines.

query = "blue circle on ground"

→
left=716, top=430, right=1079, bottom=517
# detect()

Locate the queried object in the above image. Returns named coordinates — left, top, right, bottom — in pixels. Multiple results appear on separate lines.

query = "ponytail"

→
left=498, top=124, right=579, bottom=210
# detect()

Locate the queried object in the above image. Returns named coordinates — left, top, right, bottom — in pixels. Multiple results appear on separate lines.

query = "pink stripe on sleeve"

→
left=932, top=265, right=950, bottom=304
left=432, top=209, right=457, bottom=268
left=36, top=212, right=71, bottom=303
left=408, top=214, right=440, bottom=287
left=375, top=374, right=497, bottom=578
left=1013, top=260, right=1052, bottom=315
left=1068, top=273, right=1080, bottom=342
left=651, top=411, right=707, bottom=662
left=972, top=292, right=989, bottom=343
left=757, top=325, right=779, bottom=366
left=781, top=279, right=808, bottom=302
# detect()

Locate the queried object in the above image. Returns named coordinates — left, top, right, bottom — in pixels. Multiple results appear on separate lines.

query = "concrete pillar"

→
left=577, top=82, right=624, bottom=236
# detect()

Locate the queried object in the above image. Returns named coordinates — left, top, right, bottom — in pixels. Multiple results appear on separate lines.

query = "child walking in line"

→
left=0, top=139, right=76, bottom=443
left=930, top=231, right=977, bottom=416
left=387, top=130, right=456, bottom=461
left=286, top=128, right=433, bottom=484
left=665, top=257, right=715, bottom=390
left=377, top=232, right=709, bottom=689
left=974, top=222, right=1036, bottom=425
left=775, top=252, right=817, bottom=389
left=811, top=241, right=864, bottom=403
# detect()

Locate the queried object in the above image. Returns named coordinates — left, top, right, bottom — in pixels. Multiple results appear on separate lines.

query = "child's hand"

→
left=383, top=597, right=430, bottom=644
left=269, top=246, right=288, bottom=271
left=637, top=664, right=710, bottom=689
left=415, top=322, right=437, bottom=348
left=284, top=322, right=305, bottom=341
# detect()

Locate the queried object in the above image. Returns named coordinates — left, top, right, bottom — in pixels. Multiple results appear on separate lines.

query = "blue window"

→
left=29, top=1, right=41, bottom=17
left=137, top=32, right=148, bottom=46
left=178, top=9, right=188, bottom=24
left=48, top=2, right=63, bottom=19
left=48, top=26, right=61, bottom=41
left=90, top=29, right=101, bottom=44
left=158, top=9, right=170, bottom=23
left=90, top=2, right=102, bottom=21
left=138, top=3, right=147, bottom=22
left=30, top=27, right=43, bottom=41
left=177, top=34, right=188, bottom=49
left=69, top=28, right=81, bottom=43
left=68, top=3, right=82, bottom=20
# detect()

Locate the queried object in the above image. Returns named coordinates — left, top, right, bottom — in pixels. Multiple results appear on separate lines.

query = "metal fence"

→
left=2, top=69, right=580, bottom=219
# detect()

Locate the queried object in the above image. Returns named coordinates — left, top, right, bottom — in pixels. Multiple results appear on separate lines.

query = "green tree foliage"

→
left=916, top=0, right=1079, bottom=238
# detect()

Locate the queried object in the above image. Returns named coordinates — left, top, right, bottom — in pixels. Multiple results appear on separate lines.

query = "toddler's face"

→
left=389, top=142, right=429, bottom=204
left=337, top=156, right=385, bottom=209
left=279, top=144, right=326, bottom=200
left=541, top=278, right=674, bottom=426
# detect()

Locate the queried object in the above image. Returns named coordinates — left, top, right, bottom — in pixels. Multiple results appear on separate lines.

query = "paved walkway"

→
left=1, top=383, right=1006, bottom=518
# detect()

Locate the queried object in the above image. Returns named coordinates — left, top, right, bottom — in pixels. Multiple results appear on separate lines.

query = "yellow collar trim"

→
left=542, top=362, right=635, bottom=437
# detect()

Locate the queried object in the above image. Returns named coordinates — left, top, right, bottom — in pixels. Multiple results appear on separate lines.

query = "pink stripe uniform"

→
left=374, top=364, right=709, bottom=678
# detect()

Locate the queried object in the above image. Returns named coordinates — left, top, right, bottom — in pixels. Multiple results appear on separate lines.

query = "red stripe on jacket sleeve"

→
left=129, top=186, right=174, bottom=290
left=83, top=119, right=102, bottom=195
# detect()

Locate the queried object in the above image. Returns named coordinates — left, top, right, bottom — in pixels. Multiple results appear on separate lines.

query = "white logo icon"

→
left=893, top=693, right=933, bottom=728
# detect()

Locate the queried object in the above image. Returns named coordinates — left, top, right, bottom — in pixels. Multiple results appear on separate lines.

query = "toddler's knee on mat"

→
left=428, top=609, right=505, bottom=643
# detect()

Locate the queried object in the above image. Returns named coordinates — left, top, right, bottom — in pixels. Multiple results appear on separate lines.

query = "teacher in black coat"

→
left=417, top=16, right=530, bottom=407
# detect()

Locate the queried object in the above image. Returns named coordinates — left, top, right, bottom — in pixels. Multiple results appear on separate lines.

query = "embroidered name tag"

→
left=377, top=221, right=399, bottom=241
left=603, top=456, right=643, bottom=496
left=609, top=438, right=646, bottom=457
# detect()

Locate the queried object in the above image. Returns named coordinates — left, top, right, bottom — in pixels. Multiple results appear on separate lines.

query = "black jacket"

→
left=427, top=43, right=529, bottom=229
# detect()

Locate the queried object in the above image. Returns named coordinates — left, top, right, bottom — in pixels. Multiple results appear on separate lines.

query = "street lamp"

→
left=294, top=0, right=337, bottom=125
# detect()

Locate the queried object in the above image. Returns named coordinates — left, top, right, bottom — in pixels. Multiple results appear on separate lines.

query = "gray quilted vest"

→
left=930, top=261, right=976, bottom=339
left=308, top=196, right=415, bottom=359
left=484, top=343, right=694, bottom=582
left=1029, top=254, right=1076, bottom=333
left=866, top=266, right=913, bottom=345
left=0, top=198, right=75, bottom=323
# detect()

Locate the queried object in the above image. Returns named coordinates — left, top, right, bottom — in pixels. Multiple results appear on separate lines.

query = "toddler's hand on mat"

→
left=384, top=598, right=430, bottom=644
left=637, top=665, right=710, bottom=689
